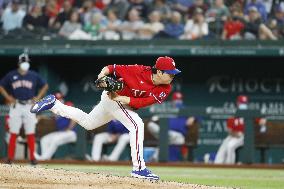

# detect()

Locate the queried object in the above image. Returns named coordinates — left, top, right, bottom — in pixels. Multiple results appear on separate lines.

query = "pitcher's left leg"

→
left=112, top=102, right=159, bottom=180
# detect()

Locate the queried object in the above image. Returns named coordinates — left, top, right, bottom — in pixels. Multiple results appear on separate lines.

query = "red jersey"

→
left=107, top=64, right=172, bottom=109
left=224, top=20, right=244, bottom=39
left=227, top=117, right=245, bottom=133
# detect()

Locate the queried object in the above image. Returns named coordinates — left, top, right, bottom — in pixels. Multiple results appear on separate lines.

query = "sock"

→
left=8, top=133, right=17, bottom=160
left=27, top=134, right=36, bottom=160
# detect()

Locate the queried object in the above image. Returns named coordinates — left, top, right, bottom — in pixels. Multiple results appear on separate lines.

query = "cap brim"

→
left=163, top=69, right=181, bottom=75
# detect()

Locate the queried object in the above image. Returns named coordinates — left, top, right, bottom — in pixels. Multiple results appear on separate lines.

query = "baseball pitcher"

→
left=30, top=56, right=181, bottom=180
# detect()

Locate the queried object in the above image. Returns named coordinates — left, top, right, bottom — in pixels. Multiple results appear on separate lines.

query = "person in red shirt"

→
left=214, top=117, right=244, bottom=164
left=221, top=7, right=245, bottom=40
left=30, top=56, right=181, bottom=180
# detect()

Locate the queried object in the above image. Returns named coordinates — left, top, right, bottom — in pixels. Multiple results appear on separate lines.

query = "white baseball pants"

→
left=214, top=135, right=244, bottom=164
left=50, top=91, right=145, bottom=171
left=9, top=103, right=37, bottom=134
left=36, top=130, right=77, bottom=160
left=91, top=132, right=130, bottom=161
left=147, top=121, right=185, bottom=145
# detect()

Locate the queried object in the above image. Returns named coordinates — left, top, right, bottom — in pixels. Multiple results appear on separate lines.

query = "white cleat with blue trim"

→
left=131, top=168, right=159, bottom=180
left=30, top=94, right=56, bottom=113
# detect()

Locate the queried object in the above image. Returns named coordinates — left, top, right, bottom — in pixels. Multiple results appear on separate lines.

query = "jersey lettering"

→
left=234, top=118, right=244, bottom=126
left=131, top=89, right=146, bottom=97
left=12, top=80, right=33, bottom=90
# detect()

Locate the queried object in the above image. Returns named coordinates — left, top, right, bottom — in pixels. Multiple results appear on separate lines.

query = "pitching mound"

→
left=0, top=164, right=230, bottom=189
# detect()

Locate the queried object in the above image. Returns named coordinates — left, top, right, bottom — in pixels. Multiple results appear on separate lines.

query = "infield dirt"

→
left=0, top=164, right=233, bottom=189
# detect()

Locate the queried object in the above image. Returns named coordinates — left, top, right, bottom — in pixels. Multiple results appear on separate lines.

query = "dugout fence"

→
left=1, top=104, right=284, bottom=163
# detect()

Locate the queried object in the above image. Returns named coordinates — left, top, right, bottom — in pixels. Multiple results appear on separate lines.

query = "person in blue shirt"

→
left=244, top=0, right=267, bottom=22
left=89, top=119, right=130, bottom=161
left=147, top=115, right=195, bottom=146
left=154, top=11, right=184, bottom=39
left=34, top=92, right=77, bottom=161
left=147, top=92, right=195, bottom=160
left=0, top=53, right=48, bottom=165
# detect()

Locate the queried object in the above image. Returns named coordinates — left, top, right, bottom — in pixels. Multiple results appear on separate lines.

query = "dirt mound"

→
left=0, top=164, right=230, bottom=189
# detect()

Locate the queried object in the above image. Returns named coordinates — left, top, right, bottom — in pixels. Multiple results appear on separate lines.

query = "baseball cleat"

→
left=4, top=158, right=12, bottom=164
left=30, top=94, right=56, bottom=113
left=131, top=168, right=159, bottom=180
left=30, top=159, right=38, bottom=166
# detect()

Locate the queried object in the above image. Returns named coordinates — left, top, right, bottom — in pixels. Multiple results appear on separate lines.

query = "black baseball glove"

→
left=94, top=76, right=124, bottom=92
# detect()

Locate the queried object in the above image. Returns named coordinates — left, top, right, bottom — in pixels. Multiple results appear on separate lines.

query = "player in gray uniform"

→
left=0, top=53, right=48, bottom=165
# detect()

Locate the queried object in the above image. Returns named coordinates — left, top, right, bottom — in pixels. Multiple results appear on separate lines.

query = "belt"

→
left=17, top=100, right=32, bottom=105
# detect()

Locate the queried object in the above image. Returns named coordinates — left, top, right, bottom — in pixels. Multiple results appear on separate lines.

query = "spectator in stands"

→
left=180, top=8, right=208, bottom=40
left=101, top=9, right=121, bottom=40
left=214, top=116, right=245, bottom=164
left=262, top=0, right=274, bottom=16
left=224, top=0, right=245, bottom=8
left=267, top=18, right=280, bottom=39
left=138, top=10, right=164, bottom=39
left=22, top=4, right=49, bottom=33
left=0, top=0, right=4, bottom=16
left=34, top=92, right=77, bottom=161
left=207, top=0, right=230, bottom=21
left=244, top=0, right=267, bottom=22
left=88, top=120, right=130, bottom=161
left=221, top=7, right=245, bottom=40
left=58, top=10, right=82, bottom=39
left=94, top=0, right=109, bottom=11
left=79, top=0, right=101, bottom=25
left=119, top=8, right=144, bottom=40
left=83, top=12, right=105, bottom=40
left=268, top=4, right=284, bottom=39
left=52, top=0, right=73, bottom=30
left=1, top=0, right=25, bottom=33
left=243, top=6, right=277, bottom=40
left=187, top=0, right=208, bottom=19
left=206, top=0, right=230, bottom=37
left=169, top=0, right=193, bottom=15
left=128, top=0, right=149, bottom=21
left=146, top=91, right=195, bottom=161
left=44, top=0, right=60, bottom=27
left=149, top=0, right=172, bottom=22
left=104, top=0, right=130, bottom=20
left=154, top=11, right=184, bottom=39
left=273, top=3, right=284, bottom=27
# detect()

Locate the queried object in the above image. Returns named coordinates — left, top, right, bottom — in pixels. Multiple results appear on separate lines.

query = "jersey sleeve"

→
left=107, top=64, right=142, bottom=78
left=129, top=85, right=171, bottom=109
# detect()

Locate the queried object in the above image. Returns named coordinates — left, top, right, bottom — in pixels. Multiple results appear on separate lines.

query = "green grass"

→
left=42, top=164, right=284, bottom=189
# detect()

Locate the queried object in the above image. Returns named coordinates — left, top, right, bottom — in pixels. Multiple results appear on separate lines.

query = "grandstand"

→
left=0, top=0, right=284, bottom=188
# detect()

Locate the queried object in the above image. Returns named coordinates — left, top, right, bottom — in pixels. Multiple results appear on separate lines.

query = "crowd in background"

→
left=0, top=0, right=284, bottom=40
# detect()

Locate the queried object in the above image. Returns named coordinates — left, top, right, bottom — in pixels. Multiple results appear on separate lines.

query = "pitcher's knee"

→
left=79, top=116, right=94, bottom=130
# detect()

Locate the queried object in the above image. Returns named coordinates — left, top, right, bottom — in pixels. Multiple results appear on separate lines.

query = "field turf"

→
left=42, top=164, right=284, bottom=189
